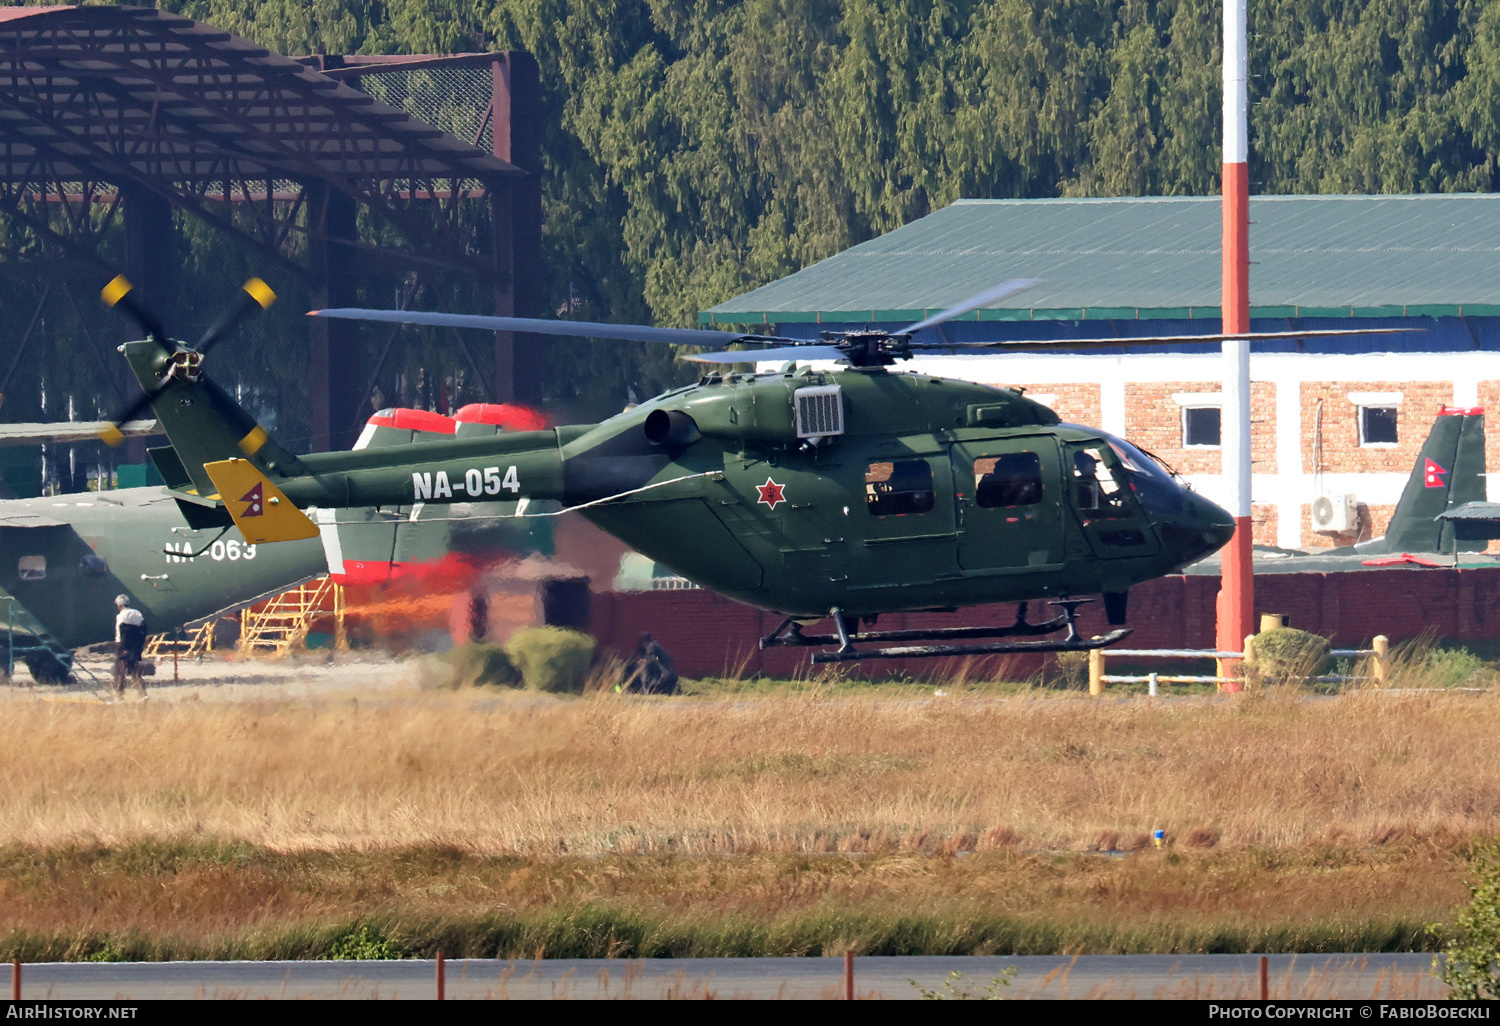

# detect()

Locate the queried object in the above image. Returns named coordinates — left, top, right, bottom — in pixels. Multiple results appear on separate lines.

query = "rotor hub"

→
left=168, top=348, right=205, bottom=382
left=817, top=330, right=913, bottom=367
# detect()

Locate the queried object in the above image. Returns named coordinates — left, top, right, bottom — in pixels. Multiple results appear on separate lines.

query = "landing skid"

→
left=760, top=601, right=1132, bottom=664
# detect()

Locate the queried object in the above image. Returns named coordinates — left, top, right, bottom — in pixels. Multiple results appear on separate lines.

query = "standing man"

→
left=113, top=594, right=148, bottom=699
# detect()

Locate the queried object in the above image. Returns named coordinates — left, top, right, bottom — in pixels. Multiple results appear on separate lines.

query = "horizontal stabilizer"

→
left=172, top=497, right=233, bottom=531
left=202, top=459, right=319, bottom=544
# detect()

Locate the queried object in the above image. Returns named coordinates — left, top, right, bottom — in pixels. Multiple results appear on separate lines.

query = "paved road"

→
left=10, top=953, right=1441, bottom=1000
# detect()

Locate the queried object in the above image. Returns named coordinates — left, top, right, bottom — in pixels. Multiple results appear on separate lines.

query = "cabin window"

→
left=1071, top=447, right=1127, bottom=516
left=1182, top=406, right=1221, bottom=447
left=17, top=555, right=44, bottom=581
left=1359, top=405, right=1398, bottom=445
left=865, top=459, right=935, bottom=516
left=974, top=452, right=1043, bottom=508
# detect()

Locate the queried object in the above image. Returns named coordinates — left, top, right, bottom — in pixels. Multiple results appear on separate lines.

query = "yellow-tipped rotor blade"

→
left=244, top=277, right=276, bottom=309
left=101, top=275, right=133, bottom=308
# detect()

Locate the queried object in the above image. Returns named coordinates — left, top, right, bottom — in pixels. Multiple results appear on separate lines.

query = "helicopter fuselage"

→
left=263, top=364, right=1235, bottom=618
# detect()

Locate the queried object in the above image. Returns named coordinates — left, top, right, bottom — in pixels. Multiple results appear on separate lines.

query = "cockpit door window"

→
left=17, top=555, right=45, bottom=581
left=1065, top=442, right=1159, bottom=557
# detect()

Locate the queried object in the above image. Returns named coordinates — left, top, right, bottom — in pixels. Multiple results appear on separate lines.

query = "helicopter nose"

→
left=1192, top=494, right=1237, bottom=553
left=1158, top=492, right=1236, bottom=567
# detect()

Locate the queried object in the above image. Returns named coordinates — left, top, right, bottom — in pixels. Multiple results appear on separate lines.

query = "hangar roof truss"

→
left=0, top=4, right=521, bottom=281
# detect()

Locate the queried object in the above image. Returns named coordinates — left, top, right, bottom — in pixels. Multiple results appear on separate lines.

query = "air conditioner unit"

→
left=1311, top=492, right=1359, bottom=533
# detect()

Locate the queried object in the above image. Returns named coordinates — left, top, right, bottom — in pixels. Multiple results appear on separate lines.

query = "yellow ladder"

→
left=237, top=576, right=346, bottom=656
left=144, top=620, right=217, bottom=659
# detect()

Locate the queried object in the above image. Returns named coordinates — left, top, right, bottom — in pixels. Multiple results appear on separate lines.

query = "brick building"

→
left=703, top=195, right=1500, bottom=550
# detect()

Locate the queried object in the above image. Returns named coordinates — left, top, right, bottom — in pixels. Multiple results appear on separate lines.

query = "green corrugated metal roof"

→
left=700, top=195, right=1500, bottom=325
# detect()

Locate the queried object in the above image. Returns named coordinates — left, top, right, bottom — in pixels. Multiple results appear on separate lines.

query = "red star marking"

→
left=1425, top=457, right=1448, bottom=489
left=239, top=481, right=265, bottom=518
left=756, top=477, right=787, bottom=510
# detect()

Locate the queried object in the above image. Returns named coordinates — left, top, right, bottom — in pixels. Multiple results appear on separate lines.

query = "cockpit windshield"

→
left=1101, top=433, right=1185, bottom=515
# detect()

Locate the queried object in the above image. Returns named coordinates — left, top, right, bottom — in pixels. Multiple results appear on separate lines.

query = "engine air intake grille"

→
left=794, top=385, right=844, bottom=439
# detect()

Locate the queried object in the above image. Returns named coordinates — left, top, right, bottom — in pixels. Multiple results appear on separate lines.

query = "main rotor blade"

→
left=906, top=327, right=1418, bottom=351
left=311, top=308, right=802, bottom=348
left=0, top=420, right=157, bottom=448
left=898, top=278, right=1042, bottom=334
left=683, top=344, right=849, bottom=365
left=97, top=380, right=170, bottom=447
left=101, top=275, right=171, bottom=352
left=196, top=277, right=277, bottom=354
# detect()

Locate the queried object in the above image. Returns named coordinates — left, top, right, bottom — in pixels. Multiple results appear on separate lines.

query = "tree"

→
left=8, top=0, right=1500, bottom=441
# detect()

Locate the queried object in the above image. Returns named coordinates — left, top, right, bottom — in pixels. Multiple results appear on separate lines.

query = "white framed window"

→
left=1347, top=392, right=1401, bottom=446
left=1358, top=405, right=1399, bottom=445
left=1170, top=392, right=1222, bottom=448
left=1181, top=406, right=1222, bottom=447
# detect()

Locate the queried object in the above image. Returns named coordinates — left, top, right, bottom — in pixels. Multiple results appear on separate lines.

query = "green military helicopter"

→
left=104, top=277, right=1406, bottom=663
left=0, top=285, right=554, bottom=683
left=0, top=406, right=551, bottom=682
left=0, top=483, right=327, bottom=681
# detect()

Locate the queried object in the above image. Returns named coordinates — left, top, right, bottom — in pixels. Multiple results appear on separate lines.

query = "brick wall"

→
left=1123, top=381, right=1275, bottom=475
left=1005, top=382, right=1100, bottom=427
left=1477, top=383, right=1500, bottom=555
left=587, top=567, right=1500, bottom=679
left=1251, top=503, right=1277, bottom=546
left=1299, top=501, right=1397, bottom=549
left=1299, top=381, right=1453, bottom=475
left=1480, top=381, right=1500, bottom=478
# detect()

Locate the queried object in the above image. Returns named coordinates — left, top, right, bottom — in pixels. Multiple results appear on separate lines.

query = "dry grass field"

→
left=0, top=679, right=1493, bottom=958
left=2, top=684, right=1495, bottom=853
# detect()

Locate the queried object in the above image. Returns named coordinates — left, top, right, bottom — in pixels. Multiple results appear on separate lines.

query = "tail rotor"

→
left=96, top=276, right=276, bottom=446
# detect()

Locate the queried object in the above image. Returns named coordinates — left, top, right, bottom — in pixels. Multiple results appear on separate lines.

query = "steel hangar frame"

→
left=0, top=4, right=543, bottom=451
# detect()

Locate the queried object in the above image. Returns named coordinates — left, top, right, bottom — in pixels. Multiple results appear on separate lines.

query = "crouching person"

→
left=618, top=632, right=680, bottom=695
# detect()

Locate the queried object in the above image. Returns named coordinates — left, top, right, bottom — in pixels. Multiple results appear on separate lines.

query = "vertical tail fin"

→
left=122, top=341, right=306, bottom=498
left=1381, top=406, right=1486, bottom=553
left=201, top=458, right=319, bottom=544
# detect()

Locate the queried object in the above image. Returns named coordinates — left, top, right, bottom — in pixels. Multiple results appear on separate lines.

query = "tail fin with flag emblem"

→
left=1377, top=406, right=1486, bottom=554
left=201, top=458, right=319, bottom=545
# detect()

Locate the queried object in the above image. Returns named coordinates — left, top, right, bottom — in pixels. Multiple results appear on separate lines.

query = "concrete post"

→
left=1222, top=634, right=1255, bottom=690
left=1088, top=648, right=1105, bottom=696
left=1259, top=613, right=1288, bottom=633
left=1217, top=0, right=1254, bottom=687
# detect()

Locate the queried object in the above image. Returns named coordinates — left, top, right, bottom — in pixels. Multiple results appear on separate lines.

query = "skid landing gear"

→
left=760, top=600, right=1131, bottom=664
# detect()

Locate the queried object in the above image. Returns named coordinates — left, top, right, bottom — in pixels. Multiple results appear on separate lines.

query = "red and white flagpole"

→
left=1218, top=0, right=1254, bottom=685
